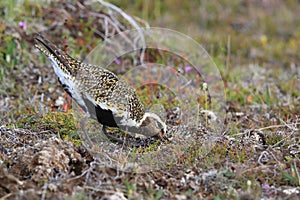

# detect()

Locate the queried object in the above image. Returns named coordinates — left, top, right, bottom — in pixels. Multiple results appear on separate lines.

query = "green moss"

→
left=13, top=110, right=79, bottom=144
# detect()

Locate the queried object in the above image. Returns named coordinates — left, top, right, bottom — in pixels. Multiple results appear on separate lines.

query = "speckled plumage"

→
left=34, top=34, right=166, bottom=138
left=77, top=64, right=145, bottom=123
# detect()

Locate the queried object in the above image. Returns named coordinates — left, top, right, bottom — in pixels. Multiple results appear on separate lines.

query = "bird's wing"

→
left=77, top=64, right=145, bottom=125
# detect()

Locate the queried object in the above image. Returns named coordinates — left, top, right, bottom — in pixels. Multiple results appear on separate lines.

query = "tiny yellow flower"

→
left=260, top=35, right=268, bottom=46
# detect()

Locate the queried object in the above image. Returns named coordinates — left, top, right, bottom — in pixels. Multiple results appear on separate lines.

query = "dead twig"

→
left=256, top=122, right=299, bottom=132
left=96, top=0, right=147, bottom=64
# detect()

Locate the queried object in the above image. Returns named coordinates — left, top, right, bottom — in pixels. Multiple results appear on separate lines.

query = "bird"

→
left=34, top=33, right=167, bottom=145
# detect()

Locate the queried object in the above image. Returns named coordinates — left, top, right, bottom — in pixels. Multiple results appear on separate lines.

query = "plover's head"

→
left=138, top=112, right=167, bottom=138
left=120, top=111, right=166, bottom=138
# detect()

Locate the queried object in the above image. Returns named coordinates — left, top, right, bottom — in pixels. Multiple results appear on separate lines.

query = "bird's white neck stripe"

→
left=139, top=112, right=167, bottom=133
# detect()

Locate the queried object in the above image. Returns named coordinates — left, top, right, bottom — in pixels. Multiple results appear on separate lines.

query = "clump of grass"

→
left=124, top=180, right=137, bottom=199
left=279, top=162, right=300, bottom=186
